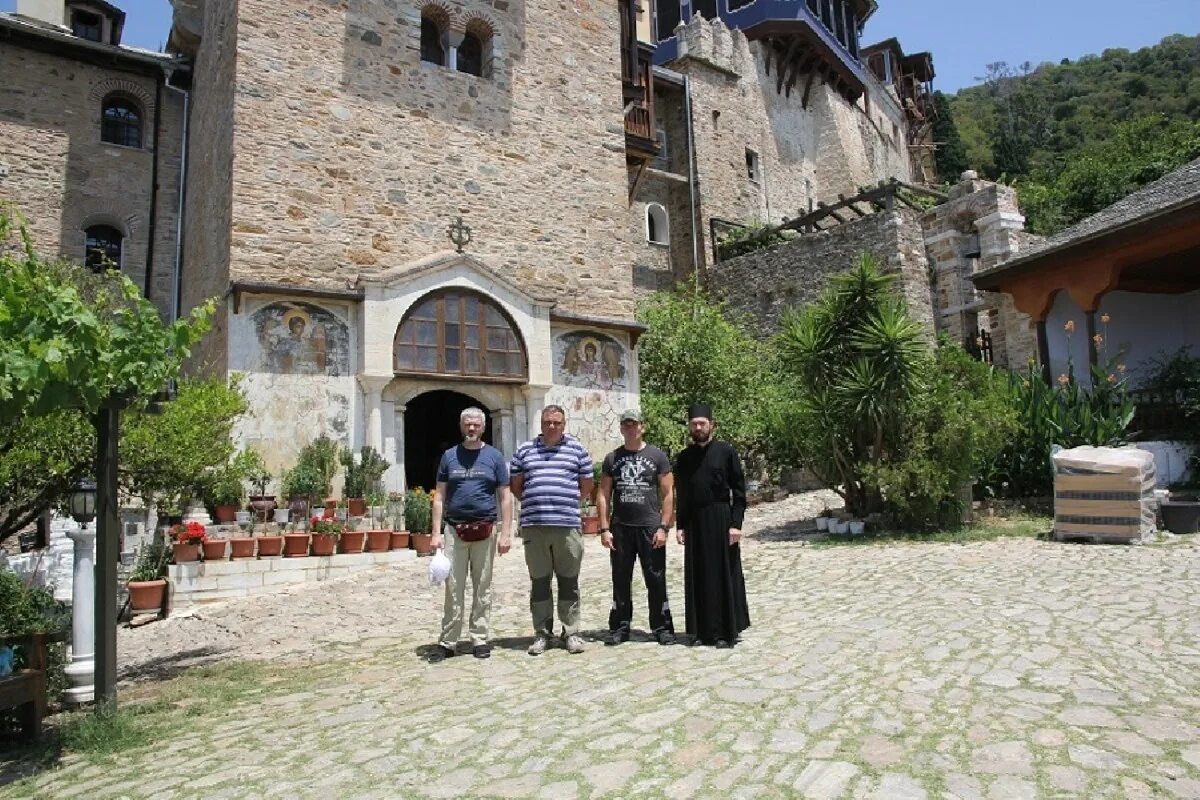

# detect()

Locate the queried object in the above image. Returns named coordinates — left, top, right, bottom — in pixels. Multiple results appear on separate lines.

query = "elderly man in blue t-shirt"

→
left=430, top=407, right=513, bottom=660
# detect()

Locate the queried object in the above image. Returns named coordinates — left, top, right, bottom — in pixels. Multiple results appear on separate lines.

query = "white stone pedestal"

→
left=182, top=499, right=213, bottom=526
left=63, top=525, right=96, bottom=706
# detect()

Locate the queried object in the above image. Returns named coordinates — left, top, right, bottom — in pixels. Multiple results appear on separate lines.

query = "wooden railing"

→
left=1127, top=389, right=1191, bottom=436
left=625, top=104, right=653, bottom=141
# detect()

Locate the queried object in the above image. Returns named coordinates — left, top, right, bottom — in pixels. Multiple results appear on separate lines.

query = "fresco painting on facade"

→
left=555, top=330, right=628, bottom=392
left=252, top=302, right=350, bottom=376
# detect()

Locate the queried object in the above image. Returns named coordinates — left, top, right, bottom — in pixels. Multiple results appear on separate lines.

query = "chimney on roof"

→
left=15, top=0, right=66, bottom=27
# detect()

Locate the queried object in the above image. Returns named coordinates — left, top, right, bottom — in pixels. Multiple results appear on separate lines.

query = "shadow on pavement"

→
left=119, top=645, right=232, bottom=683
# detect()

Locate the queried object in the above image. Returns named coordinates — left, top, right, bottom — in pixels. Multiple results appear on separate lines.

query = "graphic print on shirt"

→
left=616, top=454, right=657, bottom=506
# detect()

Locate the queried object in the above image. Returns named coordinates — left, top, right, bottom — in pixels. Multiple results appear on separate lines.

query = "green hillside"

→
left=938, top=34, right=1200, bottom=234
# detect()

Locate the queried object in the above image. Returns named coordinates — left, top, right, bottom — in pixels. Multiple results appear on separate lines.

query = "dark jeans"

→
left=608, top=524, right=674, bottom=634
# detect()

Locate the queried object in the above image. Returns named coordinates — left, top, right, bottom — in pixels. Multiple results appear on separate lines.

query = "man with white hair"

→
left=430, top=407, right=513, bottom=660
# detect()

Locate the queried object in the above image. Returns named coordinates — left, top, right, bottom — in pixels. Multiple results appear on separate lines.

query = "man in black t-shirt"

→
left=597, top=409, right=676, bottom=645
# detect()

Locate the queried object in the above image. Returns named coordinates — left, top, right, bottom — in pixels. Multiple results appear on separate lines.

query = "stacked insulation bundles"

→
left=1052, top=446, right=1157, bottom=543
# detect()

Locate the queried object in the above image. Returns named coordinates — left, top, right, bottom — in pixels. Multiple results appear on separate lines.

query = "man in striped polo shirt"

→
left=510, top=404, right=595, bottom=655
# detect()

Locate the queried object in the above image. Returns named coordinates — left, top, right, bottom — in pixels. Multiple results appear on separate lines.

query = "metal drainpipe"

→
left=163, top=76, right=190, bottom=324
left=142, top=72, right=163, bottom=300
left=683, top=74, right=701, bottom=293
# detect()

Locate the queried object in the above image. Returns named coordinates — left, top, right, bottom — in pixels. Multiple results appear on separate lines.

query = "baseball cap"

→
left=619, top=408, right=643, bottom=423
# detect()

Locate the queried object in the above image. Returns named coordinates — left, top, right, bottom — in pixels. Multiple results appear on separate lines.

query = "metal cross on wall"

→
left=447, top=216, right=472, bottom=253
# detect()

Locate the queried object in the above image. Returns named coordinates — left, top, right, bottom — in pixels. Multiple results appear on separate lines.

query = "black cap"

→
left=687, top=403, right=713, bottom=421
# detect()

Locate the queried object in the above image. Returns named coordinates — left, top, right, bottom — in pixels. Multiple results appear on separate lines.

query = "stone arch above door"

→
left=358, top=251, right=554, bottom=388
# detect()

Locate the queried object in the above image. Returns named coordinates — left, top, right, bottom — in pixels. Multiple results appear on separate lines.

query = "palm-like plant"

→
left=777, top=253, right=928, bottom=515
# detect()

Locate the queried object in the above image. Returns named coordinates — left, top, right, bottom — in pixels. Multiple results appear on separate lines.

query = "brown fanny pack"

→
left=454, top=520, right=494, bottom=542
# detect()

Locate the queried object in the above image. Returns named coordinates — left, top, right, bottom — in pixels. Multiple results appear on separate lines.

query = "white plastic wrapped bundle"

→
left=428, top=548, right=451, bottom=586
left=1052, top=446, right=1157, bottom=543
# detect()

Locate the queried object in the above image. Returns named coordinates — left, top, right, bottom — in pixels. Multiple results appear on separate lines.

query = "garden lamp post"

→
left=65, top=478, right=98, bottom=706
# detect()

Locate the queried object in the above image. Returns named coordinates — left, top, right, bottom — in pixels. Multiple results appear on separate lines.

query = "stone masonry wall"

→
left=707, top=208, right=934, bottom=338
left=179, top=0, right=238, bottom=374
left=667, top=16, right=913, bottom=275
left=921, top=172, right=1044, bottom=369
left=0, top=43, right=182, bottom=316
left=214, top=0, right=642, bottom=320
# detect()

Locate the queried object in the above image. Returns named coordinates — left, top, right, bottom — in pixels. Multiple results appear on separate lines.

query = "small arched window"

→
left=458, top=32, right=484, bottom=77
left=101, top=96, right=142, bottom=148
left=394, top=290, right=527, bottom=381
left=420, top=13, right=445, bottom=65
left=646, top=203, right=669, bottom=245
left=85, top=225, right=123, bottom=271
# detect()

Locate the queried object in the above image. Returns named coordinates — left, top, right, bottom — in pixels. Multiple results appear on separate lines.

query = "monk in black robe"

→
left=674, top=404, right=750, bottom=647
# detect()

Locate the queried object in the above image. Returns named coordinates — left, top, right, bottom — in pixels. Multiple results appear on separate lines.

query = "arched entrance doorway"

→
left=404, top=390, right=492, bottom=490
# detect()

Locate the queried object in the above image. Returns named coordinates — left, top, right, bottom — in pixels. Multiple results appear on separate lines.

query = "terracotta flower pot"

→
left=324, top=499, right=337, bottom=516
left=202, top=540, right=228, bottom=561
left=172, top=542, right=201, bottom=563
left=214, top=505, right=239, bottom=524
left=339, top=530, right=366, bottom=554
left=257, top=535, right=284, bottom=557
left=365, top=529, right=391, bottom=552
left=283, top=533, right=310, bottom=557
left=581, top=515, right=601, bottom=535
left=411, top=532, right=434, bottom=555
left=390, top=530, right=410, bottom=550
left=127, top=579, right=167, bottom=612
left=311, top=532, right=337, bottom=556
left=229, top=537, right=257, bottom=559
left=348, top=498, right=367, bottom=517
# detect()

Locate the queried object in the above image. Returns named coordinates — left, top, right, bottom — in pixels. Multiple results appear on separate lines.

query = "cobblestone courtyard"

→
left=4, top=493, right=1200, bottom=799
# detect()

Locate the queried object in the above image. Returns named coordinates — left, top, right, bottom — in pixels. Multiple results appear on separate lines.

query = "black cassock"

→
left=674, top=440, right=750, bottom=643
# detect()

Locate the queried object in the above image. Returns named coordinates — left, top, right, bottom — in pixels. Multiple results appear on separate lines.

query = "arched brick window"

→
left=394, top=289, right=527, bottom=381
left=458, top=31, right=484, bottom=76
left=646, top=203, right=669, bottom=245
left=85, top=225, right=123, bottom=271
left=420, top=8, right=447, bottom=65
left=101, top=95, right=142, bottom=148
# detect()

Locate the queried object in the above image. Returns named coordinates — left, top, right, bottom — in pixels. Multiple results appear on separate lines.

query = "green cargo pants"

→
left=521, top=525, right=584, bottom=637
left=439, top=523, right=498, bottom=647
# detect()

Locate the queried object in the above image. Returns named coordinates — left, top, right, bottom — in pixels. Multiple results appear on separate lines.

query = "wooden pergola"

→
left=973, top=159, right=1200, bottom=379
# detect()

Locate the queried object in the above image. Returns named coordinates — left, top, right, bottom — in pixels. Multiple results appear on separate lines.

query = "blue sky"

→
left=4, top=0, right=1198, bottom=92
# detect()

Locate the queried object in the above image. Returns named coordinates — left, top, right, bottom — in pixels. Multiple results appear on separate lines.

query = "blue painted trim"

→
left=651, top=0, right=866, bottom=87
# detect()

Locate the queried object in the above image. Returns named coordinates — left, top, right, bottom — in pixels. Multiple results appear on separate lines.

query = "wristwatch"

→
left=600, top=527, right=610, bottom=534
left=656, top=524, right=669, bottom=533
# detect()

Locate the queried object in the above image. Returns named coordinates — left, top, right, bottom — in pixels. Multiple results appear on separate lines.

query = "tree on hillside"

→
left=932, top=91, right=969, bottom=180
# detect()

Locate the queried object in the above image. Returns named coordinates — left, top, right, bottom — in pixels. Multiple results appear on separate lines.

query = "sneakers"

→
left=527, top=636, right=549, bottom=656
left=473, top=643, right=491, bottom=659
left=565, top=634, right=586, bottom=654
left=432, top=644, right=455, bottom=661
left=606, top=628, right=630, bottom=647
left=655, top=629, right=677, bottom=646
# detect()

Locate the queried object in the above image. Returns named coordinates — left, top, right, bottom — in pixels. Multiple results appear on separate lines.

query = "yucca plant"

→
left=776, top=253, right=928, bottom=516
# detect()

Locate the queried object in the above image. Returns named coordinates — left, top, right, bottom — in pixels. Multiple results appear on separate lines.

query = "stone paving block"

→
left=794, top=761, right=860, bottom=799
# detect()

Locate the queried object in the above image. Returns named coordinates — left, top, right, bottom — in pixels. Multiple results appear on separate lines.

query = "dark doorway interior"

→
left=404, top=389, right=492, bottom=490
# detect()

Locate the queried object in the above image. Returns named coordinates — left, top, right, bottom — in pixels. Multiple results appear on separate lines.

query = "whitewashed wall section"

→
left=230, top=297, right=359, bottom=476
left=545, top=327, right=640, bottom=458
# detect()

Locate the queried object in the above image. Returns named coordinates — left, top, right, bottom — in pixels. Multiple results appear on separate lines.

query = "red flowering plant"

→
left=169, top=521, right=208, bottom=545
left=309, top=516, right=345, bottom=537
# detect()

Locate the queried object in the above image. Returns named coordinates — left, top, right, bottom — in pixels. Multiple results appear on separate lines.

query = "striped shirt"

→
left=510, top=434, right=593, bottom=528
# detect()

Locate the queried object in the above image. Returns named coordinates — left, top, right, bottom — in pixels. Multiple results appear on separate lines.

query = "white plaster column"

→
left=522, top=385, right=550, bottom=439
left=443, top=30, right=464, bottom=71
left=391, top=403, right=408, bottom=494
left=495, top=408, right=515, bottom=457
left=358, top=374, right=393, bottom=454
left=63, top=524, right=96, bottom=706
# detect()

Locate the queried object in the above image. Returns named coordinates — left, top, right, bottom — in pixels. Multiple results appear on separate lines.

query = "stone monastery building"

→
left=0, top=0, right=939, bottom=491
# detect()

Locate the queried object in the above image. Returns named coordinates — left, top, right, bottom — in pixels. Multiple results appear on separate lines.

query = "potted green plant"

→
left=406, top=487, right=434, bottom=555
left=205, top=464, right=245, bottom=525
left=127, top=540, right=171, bottom=612
left=580, top=462, right=602, bottom=535
left=364, top=488, right=391, bottom=552
left=310, top=515, right=344, bottom=556
left=246, top=451, right=276, bottom=522
left=282, top=461, right=324, bottom=521
left=388, top=491, right=409, bottom=550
